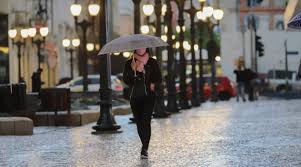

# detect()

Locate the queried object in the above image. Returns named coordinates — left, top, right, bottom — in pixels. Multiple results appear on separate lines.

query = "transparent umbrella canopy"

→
left=98, top=34, right=168, bottom=55
left=288, top=12, right=301, bottom=29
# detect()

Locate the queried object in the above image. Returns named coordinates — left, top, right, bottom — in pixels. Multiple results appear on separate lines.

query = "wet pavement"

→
left=1, top=99, right=301, bottom=167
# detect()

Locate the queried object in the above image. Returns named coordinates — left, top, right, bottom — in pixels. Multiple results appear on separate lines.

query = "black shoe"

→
left=140, top=149, right=148, bottom=159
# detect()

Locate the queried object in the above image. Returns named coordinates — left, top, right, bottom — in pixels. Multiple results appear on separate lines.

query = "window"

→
left=90, top=78, right=99, bottom=84
left=268, top=70, right=294, bottom=79
left=73, top=79, right=83, bottom=86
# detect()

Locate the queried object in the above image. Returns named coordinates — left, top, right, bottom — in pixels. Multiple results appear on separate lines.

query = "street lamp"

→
left=140, top=25, right=150, bottom=34
left=203, top=6, right=214, bottom=17
left=197, top=11, right=207, bottom=21
left=184, top=0, right=201, bottom=107
left=176, top=25, right=186, bottom=33
left=143, top=3, right=154, bottom=16
left=165, top=0, right=179, bottom=113
left=204, top=3, right=224, bottom=102
left=88, top=3, right=100, bottom=16
left=162, top=4, right=167, bottom=16
left=196, top=0, right=207, bottom=102
left=132, top=0, right=142, bottom=34
left=92, top=0, right=121, bottom=134
left=29, top=26, right=49, bottom=71
left=62, top=38, right=80, bottom=79
left=70, top=2, right=100, bottom=92
left=142, top=3, right=157, bottom=35
left=123, top=52, right=131, bottom=58
left=215, top=55, right=221, bottom=62
left=8, top=28, right=26, bottom=83
left=86, top=43, right=95, bottom=52
left=161, top=35, right=168, bottom=42
left=213, top=9, right=224, bottom=21
left=173, top=0, right=190, bottom=110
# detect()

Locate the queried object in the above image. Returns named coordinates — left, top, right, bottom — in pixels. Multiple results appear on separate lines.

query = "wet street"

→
left=1, top=99, right=301, bottom=167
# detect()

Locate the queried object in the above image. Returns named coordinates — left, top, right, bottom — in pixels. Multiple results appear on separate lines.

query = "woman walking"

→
left=123, top=48, right=162, bottom=159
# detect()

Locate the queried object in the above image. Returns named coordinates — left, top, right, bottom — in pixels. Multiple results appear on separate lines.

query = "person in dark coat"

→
left=244, top=68, right=257, bottom=101
left=123, top=48, right=162, bottom=159
left=234, top=65, right=246, bottom=102
left=32, top=68, right=43, bottom=92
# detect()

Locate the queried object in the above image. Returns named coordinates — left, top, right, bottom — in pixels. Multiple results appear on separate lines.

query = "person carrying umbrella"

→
left=98, top=34, right=167, bottom=159
left=123, top=48, right=162, bottom=159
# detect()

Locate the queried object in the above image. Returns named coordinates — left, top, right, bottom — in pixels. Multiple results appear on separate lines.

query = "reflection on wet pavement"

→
left=1, top=99, right=301, bottom=167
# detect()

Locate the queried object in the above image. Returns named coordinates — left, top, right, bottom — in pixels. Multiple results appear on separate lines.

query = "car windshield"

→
left=91, top=78, right=99, bottom=84
left=73, top=79, right=83, bottom=86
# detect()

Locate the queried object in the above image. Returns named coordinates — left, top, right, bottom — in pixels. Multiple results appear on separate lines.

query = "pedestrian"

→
left=123, top=48, right=162, bottom=159
left=31, top=68, right=43, bottom=92
left=244, top=68, right=257, bottom=101
left=234, top=65, right=246, bottom=102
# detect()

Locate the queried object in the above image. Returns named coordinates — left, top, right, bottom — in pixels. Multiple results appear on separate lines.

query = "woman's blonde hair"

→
left=129, top=52, right=134, bottom=60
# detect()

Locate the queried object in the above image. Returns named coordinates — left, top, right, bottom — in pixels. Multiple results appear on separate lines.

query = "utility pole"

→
left=284, top=40, right=299, bottom=92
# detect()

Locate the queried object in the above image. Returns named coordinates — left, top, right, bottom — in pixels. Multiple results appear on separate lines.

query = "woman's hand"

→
left=150, top=83, right=155, bottom=92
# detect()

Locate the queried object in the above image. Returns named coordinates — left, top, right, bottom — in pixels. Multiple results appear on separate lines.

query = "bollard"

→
left=0, top=84, right=12, bottom=113
left=12, top=83, right=27, bottom=110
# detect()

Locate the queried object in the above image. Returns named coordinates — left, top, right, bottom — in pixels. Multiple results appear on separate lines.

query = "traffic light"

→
left=255, top=35, right=264, bottom=57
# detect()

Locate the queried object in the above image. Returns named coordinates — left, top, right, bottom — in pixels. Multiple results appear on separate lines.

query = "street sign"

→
left=286, top=51, right=299, bottom=55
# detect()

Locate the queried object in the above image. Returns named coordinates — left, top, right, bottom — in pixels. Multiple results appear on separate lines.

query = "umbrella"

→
left=98, top=34, right=168, bottom=55
left=288, top=12, right=301, bottom=29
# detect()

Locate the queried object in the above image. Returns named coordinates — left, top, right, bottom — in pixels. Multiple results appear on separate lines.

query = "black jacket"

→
left=123, top=57, right=162, bottom=97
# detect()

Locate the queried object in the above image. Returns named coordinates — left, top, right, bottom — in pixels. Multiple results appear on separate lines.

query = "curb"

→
left=34, top=105, right=131, bottom=126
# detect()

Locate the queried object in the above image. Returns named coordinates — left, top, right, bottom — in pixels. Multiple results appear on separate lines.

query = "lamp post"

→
left=154, top=0, right=162, bottom=65
left=196, top=0, right=206, bottom=102
left=165, top=0, right=179, bottom=113
left=184, top=0, right=200, bottom=107
left=132, top=0, right=142, bottom=34
left=173, top=0, right=190, bottom=109
left=92, top=0, right=121, bottom=133
left=70, top=2, right=100, bottom=92
left=62, top=38, right=80, bottom=79
left=141, top=2, right=155, bottom=35
left=28, top=26, right=49, bottom=70
left=203, top=3, right=224, bottom=102
left=8, top=28, right=26, bottom=83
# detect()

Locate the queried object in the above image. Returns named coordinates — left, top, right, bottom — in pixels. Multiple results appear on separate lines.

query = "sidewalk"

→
left=1, top=99, right=301, bottom=167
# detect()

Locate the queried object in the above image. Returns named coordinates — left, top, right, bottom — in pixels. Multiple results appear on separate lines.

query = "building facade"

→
left=1, top=0, right=120, bottom=91
left=220, top=0, right=301, bottom=81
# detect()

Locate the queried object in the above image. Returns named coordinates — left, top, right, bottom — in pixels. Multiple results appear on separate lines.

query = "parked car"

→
left=267, top=70, right=301, bottom=92
left=56, top=77, right=72, bottom=86
left=175, top=75, right=236, bottom=101
left=57, top=75, right=124, bottom=97
left=202, top=76, right=236, bottom=101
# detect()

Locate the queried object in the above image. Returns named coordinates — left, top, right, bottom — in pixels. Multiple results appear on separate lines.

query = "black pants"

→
left=130, top=95, right=155, bottom=151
